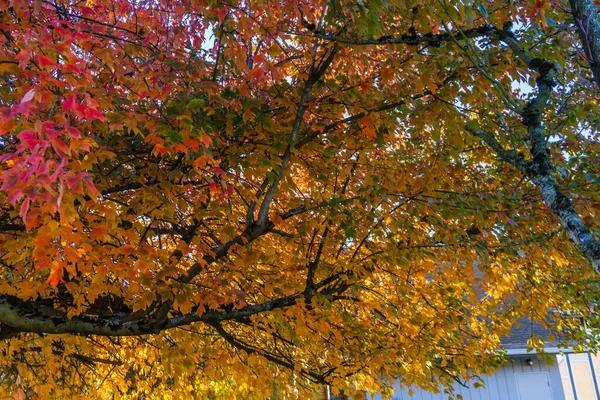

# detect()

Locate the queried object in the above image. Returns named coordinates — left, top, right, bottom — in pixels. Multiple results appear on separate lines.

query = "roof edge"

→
left=505, top=347, right=576, bottom=356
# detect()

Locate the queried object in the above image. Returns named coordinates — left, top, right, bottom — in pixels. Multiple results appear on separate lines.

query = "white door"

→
left=516, top=372, right=554, bottom=400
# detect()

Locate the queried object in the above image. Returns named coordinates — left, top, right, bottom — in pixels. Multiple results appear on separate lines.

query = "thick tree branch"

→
left=521, top=62, right=600, bottom=274
left=0, top=269, right=346, bottom=338
left=465, top=124, right=529, bottom=173
left=306, top=25, right=494, bottom=47
left=0, top=223, right=25, bottom=232
left=179, top=219, right=274, bottom=284
left=468, top=27, right=600, bottom=274
left=256, top=47, right=337, bottom=225
left=570, top=0, right=600, bottom=88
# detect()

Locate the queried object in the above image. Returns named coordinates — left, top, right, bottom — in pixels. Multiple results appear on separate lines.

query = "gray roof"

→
left=500, top=318, right=560, bottom=350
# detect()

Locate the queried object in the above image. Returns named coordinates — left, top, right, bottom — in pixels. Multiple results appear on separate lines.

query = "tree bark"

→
left=468, top=28, right=600, bottom=275
left=315, top=385, right=330, bottom=400
left=570, top=0, right=600, bottom=88
left=313, top=385, right=348, bottom=400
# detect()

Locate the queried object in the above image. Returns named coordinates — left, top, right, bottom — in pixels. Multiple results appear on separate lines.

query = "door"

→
left=516, top=372, right=554, bottom=400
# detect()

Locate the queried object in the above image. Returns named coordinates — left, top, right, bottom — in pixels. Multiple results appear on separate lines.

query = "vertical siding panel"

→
left=486, top=376, right=493, bottom=400
left=492, top=364, right=507, bottom=400
left=504, top=360, right=513, bottom=398
left=548, top=355, right=567, bottom=400
left=481, top=374, right=493, bottom=400
left=540, top=357, right=548, bottom=373
left=533, top=357, right=541, bottom=372
left=486, top=370, right=501, bottom=400
left=461, top=380, right=472, bottom=400
left=399, top=386, right=409, bottom=400
left=470, top=377, right=481, bottom=400
left=483, top=375, right=492, bottom=400
left=396, top=385, right=402, bottom=400
left=454, top=383, right=469, bottom=400
left=429, top=388, right=437, bottom=400
left=514, top=357, right=524, bottom=374
left=455, top=382, right=464, bottom=400
left=472, top=378, right=480, bottom=400
left=505, top=360, right=520, bottom=400
left=482, top=373, right=493, bottom=400
left=391, top=381, right=401, bottom=400
left=465, top=381, right=473, bottom=400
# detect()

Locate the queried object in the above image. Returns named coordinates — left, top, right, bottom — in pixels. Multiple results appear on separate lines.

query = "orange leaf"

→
left=362, top=126, right=377, bottom=139
left=248, top=66, right=264, bottom=80
left=90, top=226, right=108, bottom=240
left=202, top=133, right=212, bottom=147
left=47, top=262, right=63, bottom=287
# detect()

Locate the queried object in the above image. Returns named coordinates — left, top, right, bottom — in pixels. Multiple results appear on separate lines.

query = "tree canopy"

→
left=2, top=0, right=600, bottom=398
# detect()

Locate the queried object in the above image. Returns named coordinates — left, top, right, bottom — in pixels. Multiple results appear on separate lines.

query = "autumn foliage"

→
left=1, top=0, right=600, bottom=398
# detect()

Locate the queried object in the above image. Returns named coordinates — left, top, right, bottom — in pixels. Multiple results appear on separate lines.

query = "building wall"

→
left=369, top=356, right=566, bottom=400
left=558, top=353, right=600, bottom=400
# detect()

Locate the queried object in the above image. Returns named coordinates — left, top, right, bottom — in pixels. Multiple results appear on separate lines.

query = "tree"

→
left=1, top=0, right=600, bottom=398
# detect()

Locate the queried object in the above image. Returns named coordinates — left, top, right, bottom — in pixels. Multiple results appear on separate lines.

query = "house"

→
left=367, top=319, right=600, bottom=400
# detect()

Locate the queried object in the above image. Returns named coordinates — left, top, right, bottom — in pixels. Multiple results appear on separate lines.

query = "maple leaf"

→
left=47, top=262, right=63, bottom=287
left=37, top=55, right=56, bottom=68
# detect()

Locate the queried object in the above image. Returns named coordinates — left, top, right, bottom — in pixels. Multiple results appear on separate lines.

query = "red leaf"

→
left=66, top=125, right=81, bottom=139
left=19, top=197, right=30, bottom=218
left=1, top=170, right=19, bottom=191
left=83, top=175, right=100, bottom=198
left=9, top=89, right=36, bottom=118
left=38, top=55, right=56, bottom=68
left=213, top=166, right=226, bottom=176
left=50, top=137, right=71, bottom=156
left=62, top=94, right=76, bottom=111
left=65, top=172, right=82, bottom=193
left=19, top=130, right=47, bottom=149
left=362, top=126, right=377, bottom=139
left=62, top=94, right=105, bottom=121
left=15, top=49, right=32, bottom=68
left=528, top=0, right=544, bottom=23
left=84, top=107, right=105, bottom=121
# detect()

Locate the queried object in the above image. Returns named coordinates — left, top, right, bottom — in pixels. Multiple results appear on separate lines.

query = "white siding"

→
left=370, top=356, right=566, bottom=400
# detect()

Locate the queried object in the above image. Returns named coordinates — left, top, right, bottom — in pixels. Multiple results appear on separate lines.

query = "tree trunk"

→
left=314, top=385, right=329, bottom=400
left=314, top=385, right=348, bottom=400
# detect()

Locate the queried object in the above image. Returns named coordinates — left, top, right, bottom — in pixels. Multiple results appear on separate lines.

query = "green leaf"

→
left=187, top=98, right=205, bottom=111
left=166, top=129, right=183, bottom=143
left=323, top=147, right=338, bottom=158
